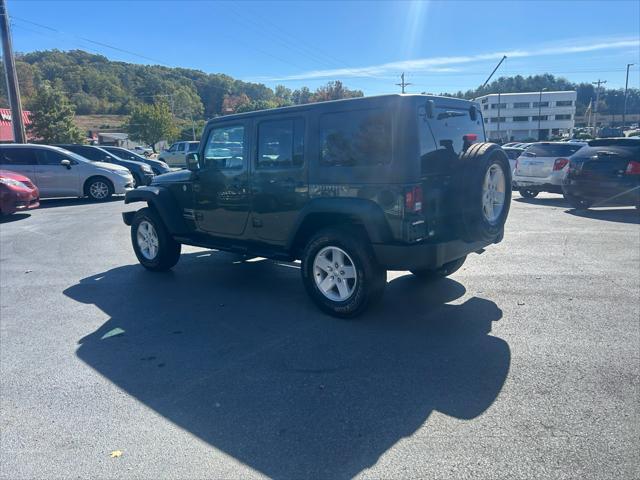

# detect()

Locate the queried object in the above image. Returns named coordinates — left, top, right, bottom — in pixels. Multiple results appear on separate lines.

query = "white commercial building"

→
left=476, top=91, right=577, bottom=142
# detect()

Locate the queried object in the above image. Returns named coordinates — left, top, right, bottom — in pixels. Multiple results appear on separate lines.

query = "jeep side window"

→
left=168, top=144, right=178, bottom=152
left=257, top=118, right=304, bottom=169
left=319, top=109, right=391, bottom=167
left=203, top=125, right=245, bottom=170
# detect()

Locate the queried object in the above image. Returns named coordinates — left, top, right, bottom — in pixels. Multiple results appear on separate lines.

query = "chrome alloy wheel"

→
left=136, top=220, right=159, bottom=260
left=90, top=181, right=109, bottom=199
left=313, top=246, right=357, bottom=302
left=482, top=164, right=506, bottom=224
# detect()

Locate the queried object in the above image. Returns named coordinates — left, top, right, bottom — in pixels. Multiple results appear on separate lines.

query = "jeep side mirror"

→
left=186, top=152, right=200, bottom=171
left=60, top=159, right=71, bottom=169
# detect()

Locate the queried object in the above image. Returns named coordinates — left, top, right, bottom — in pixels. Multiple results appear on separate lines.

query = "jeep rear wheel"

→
left=131, top=207, right=181, bottom=271
left=301, top=228, right=386, bottom=318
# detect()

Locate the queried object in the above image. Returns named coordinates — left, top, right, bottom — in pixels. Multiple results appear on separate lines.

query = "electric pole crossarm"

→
left=396, top=73, right=412, bottom=94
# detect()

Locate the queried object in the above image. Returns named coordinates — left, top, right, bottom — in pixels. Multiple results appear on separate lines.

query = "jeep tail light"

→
left=625, top=160, right=640, bottom=175
left=405, top=185, right=423, bottom=214
left=553, top=158, right=569, bottom=171
left=462, top=134, right=478, bottom=151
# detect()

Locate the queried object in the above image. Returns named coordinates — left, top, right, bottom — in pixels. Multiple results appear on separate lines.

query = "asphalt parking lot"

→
left=1, top=194, right=638, bottom=479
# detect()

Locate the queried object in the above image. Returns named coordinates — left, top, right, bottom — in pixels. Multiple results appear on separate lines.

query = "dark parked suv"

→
left=563, top=138, right=640, bottom=209
left=122, top=95, right=511, bottom=317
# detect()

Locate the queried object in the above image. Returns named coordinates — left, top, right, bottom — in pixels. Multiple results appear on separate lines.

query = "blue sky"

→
left=7, top=0, right=640, bottom=95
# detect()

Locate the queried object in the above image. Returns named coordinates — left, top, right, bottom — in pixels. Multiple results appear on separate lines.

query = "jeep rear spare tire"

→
left=301, top=228, right=386, bottom=318
left=458, top=143, right=511, bottom=242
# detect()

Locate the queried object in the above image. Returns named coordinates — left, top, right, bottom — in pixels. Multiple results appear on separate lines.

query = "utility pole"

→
left=0, top=0, right=26, bottom=143
left=623, top=64, right=634, bottom=128
left=396, top=72, right=411, bottom=94
left=592, top=79, right=606, bottom=136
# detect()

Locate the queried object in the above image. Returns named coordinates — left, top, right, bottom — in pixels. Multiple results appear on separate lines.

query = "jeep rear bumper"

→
left=372, top=235, right=501, bottom=271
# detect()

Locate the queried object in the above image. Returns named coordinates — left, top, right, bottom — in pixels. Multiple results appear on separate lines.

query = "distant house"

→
left=97, top=132, right=131, bottom=147
left=0, top=108, right=33, bottom=142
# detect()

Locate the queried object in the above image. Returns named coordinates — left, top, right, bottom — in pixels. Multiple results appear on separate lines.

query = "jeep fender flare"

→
left=286, top=197, right=394, bottom=252
left=124, top=186, right=189, bottom=235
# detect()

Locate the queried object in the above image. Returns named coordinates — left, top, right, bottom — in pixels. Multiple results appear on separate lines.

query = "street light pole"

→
left=623, top=63, right=634, bottom=128
left=497, top=91, right=501, bottom=142
left=537, top=88, right=546, bottom=141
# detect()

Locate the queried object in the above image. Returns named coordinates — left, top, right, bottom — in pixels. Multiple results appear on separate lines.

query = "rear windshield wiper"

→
left=437, top=111, right=467, bottom=120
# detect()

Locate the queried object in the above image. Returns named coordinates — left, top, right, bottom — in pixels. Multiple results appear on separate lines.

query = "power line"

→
left=8, top=15, right=170, bottom=65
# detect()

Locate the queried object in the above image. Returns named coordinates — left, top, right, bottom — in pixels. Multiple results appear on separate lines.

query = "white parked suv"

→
left=0, top=144, right=134, bottom=200
left=512, top=142, right=586, bottom=198
left=158, top=141, right=199, bottom=168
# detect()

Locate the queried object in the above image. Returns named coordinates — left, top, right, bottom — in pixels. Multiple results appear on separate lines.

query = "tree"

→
left=292, top=86, right=312, bottom=105
left=126, top=101, right=177, bottom=152
left=311, top=81, right=364, bottom=102
left=27, top=82, right=84, bottom=143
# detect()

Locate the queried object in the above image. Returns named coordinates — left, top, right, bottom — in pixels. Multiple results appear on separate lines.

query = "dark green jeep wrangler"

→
left=122, top=94, right=511, bottom=317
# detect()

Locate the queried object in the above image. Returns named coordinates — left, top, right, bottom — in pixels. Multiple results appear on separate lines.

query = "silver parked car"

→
left=158, top=141, right=199, bottom=168
left=0, top=144, right=134, bottom=200
left=512, top=142, right=586, bottom=198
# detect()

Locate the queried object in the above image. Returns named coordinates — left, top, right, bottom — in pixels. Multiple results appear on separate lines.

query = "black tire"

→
left=411, top=255, right=466, bottom=281
left=132, top=173, right=141, bottom=188
left=519, top=189, right=539, bottom=199
left=458, top=143, right=512, bottom=242
left=85, top=176, right=114, bottom=201
left=563, top=193, right=592, bottom=210
left=131, top=207, right=181, bottom=271
left=301, top=227, right=386, bottom=318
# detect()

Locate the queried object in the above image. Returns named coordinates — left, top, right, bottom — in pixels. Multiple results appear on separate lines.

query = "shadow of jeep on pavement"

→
left=65, top=251, right=510, bottom=479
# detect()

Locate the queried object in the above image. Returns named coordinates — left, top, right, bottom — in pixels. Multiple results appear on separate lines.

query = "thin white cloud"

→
left=256, top=38, right=640, bottom=82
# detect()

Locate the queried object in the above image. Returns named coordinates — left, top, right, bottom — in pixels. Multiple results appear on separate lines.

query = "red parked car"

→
left=0, top=169, right=40, bottom=215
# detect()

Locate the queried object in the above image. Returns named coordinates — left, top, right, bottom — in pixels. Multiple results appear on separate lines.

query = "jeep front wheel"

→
left=301, top=228, right=386, bottom=318
left=131, top=207, right=181, bottom=271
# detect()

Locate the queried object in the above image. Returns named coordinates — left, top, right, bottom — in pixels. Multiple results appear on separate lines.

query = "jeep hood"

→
left=151, top=169, right=192, bottom=184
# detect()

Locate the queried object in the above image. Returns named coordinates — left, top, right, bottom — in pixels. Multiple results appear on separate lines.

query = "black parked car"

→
left=55, top=144, right=155, bottom=187
left=100, top=146, right=171, bottom=175
left=563, top=138, right=640, bottom=210
left=122, top=94, right=511, bottom=317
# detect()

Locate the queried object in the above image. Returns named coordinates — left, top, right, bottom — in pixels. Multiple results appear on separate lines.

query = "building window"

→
left=533, top=101, right=549, bottom=108
left=483, top=104, right=488, bottom=110
left=555, top=114, right=572, bottom=120
left=484, top=118, right=489, bottom=123
left=531, top=115, right=548, bottom=121
left=489, top=117, right=506, bottom=123
left=491, top=103, right=507, bottom=109
left=481, top=98, right=488, bottom=104
left=513, top=102, right=530, bottom=108
left=556, top=100, right=573, bottom=107
left=513, top=116, right=529, bottom=122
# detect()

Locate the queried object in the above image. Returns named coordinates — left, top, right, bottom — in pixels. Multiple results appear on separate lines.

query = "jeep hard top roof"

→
left=206, top=94, right=478, bottom=124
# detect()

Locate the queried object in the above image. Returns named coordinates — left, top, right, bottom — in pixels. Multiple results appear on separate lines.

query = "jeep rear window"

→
left=319, top=109, right=391, bottom=167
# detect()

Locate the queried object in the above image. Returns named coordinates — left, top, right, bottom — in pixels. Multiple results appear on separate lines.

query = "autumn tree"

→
left=27, top=82, right=84, bottom=143
left=126, top=101, right=177, bottom=152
